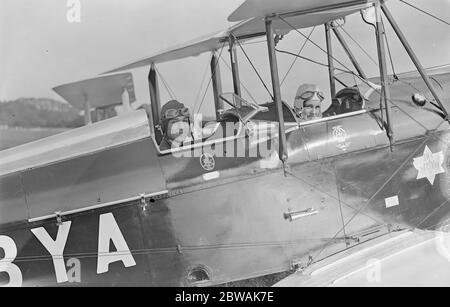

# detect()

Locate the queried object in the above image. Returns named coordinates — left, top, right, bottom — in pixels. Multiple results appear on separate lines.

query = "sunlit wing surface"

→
left=274, top=230, right=450, bottom=286
left=228, top=5, right=370, bottom=37
left=105, top=30, right=228, bottom=73
left=228, top=0, right=376, bottom=22
left=105, top=1, right=374, bottom=73
left=53, top=73, right=136, bottom=110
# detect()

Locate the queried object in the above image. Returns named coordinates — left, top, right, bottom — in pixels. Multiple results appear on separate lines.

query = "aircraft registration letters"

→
left=0, top=212, right=135, bottom=287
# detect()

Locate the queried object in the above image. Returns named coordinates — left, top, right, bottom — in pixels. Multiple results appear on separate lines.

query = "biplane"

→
left=1, top=0, right=450, bottom=286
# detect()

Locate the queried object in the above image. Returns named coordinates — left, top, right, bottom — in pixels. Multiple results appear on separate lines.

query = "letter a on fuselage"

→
left=97, top=213, right=136, bottom=274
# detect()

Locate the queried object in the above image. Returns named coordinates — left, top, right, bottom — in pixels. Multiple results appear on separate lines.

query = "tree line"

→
left=0, top=98, right=84, bottom=128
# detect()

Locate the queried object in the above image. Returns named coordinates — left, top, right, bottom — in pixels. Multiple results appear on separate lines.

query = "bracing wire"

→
left=219, top=56, right=259, bottom=105
left=381, top=17, right=398, bottom=79
left=280, top=26, right=316, bottom=87
left=278, top=16, right=357, bottom=75
left=399, top=0, right=450, bottom=27
left=340, top=27, right=378, bottom=67
left=195, top=42, right=226, bottom=114
left=155, top=67, right=178, bottom=100
left=275, top=48, right=358, bottom=76
left=233, top=35, right=274, bottom=100
left=192, top=60, right=212, bottom=114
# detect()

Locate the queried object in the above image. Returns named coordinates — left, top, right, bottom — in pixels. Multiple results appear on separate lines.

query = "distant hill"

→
left=0, top=98, right=84, bottom=128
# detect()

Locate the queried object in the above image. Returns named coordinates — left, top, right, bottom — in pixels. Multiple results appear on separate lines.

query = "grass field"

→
left=0, top=127, right=68, bottom=150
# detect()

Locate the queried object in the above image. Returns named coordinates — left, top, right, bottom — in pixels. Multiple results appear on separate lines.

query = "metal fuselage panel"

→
left=22, top=138, right=166, bottom=221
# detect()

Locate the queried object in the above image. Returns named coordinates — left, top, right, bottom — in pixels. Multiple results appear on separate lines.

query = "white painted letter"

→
left=97, top=213, right=136, bottom=274
left=0, top=236, right=23, bottom=287
left=66, top=0, right=81, bottom=23
left=31, top=221, right=71, bottom=283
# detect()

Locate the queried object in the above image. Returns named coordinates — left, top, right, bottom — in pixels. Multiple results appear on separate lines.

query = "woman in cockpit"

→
left=293, top=83, right=325, bottom=121
left=293, top=83, right=365, bottom=120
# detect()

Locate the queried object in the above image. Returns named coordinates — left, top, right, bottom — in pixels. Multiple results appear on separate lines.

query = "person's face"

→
left=167, top=117, right=190, bottom=143
left=302, top=98, right=322, bottom=120
left=294, top=85, right=324, bottom=120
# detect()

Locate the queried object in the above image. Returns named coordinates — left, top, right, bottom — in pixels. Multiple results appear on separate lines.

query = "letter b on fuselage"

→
left=0, top=236, right=22, bottom=287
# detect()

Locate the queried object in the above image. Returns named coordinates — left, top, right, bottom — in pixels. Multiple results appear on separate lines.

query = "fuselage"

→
left=1, top=70, right=450, bottom=286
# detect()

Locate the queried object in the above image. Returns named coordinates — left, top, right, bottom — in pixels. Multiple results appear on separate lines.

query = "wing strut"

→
left=332, top=27, right=368, bottom=80
left=375, top=2, right=394, bottom=149
left=148, top=63, right=161, bottom=133
left=211, top=51, right=224, bottom=120
left=325, top=23, right=336, bottom=98
left=229, top=35, right=242, bottom=102
left=265, top=17, right=288, bottom=167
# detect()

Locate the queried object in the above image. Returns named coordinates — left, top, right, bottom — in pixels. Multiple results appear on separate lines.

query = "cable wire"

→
left=195, top=42, right=226, bottom=114
left=381, top=17, right=398, bottom=79
left=280, top=26, right=316, bottom=87
left=278, top=16, right=356, bottom=75
left=192, top=60, right=213, bottom=114
left=399, top=0, right=450, bottom=27
left=341, top=27, right=378, bottom=67
left=219, top=56, right=259, bottom=105
left=234, top=35, right=274, bottom=100
left=155, top=67, right=177, bottom=100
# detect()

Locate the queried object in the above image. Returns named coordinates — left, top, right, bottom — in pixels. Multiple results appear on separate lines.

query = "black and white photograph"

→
left=1, top=0, right=450, bottom=291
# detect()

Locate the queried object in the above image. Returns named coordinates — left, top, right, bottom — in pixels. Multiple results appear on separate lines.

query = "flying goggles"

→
left=163, top=107, right=190, bottom=120
left=296, top=90, right=325, bottom=101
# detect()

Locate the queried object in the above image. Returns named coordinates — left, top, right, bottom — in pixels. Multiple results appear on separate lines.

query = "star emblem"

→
left=413, top=145, right=445, bottom=185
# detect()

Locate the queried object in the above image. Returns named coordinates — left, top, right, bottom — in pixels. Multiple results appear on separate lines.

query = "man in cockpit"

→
left=159, top=100, right=192, bottom=150
left=293, top=83, right=324, bottom=121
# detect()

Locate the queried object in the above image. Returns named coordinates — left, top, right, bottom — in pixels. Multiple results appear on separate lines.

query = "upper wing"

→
left=228, top=0, right=376, bottom=22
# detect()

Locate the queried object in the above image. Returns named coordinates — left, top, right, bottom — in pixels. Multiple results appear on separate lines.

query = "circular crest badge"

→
left=200, top=153, right=215, bottom=171
left=332, top=125, right=350, bottom=151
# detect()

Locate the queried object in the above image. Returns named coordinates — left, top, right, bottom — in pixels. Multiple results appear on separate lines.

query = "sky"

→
left=1, top=0, right=449, bottom=115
